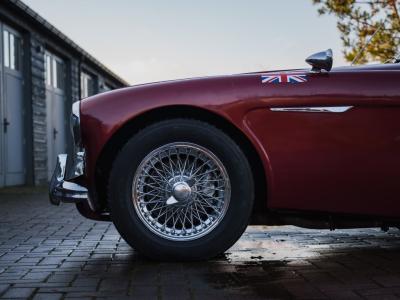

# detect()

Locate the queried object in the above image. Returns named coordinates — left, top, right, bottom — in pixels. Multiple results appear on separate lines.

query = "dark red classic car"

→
left=50, top=50, right=400, bottom=260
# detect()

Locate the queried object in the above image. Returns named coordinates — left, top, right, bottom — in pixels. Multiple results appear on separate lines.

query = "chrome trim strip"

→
left=270, top=106, right=353, bottom=113
left=62, top=181, right=88, bottom=193
left=71, top=101, right=82, bottom=148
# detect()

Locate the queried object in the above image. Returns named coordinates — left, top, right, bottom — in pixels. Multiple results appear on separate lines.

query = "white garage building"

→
left=0, top=0, right=128, bottom=187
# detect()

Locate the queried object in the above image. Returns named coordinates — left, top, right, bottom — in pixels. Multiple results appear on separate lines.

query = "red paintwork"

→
left=80, top=63, right=400, bottom=218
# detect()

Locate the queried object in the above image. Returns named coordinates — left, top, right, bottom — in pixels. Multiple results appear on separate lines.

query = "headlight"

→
left=71, top=101, right=81, bottom=147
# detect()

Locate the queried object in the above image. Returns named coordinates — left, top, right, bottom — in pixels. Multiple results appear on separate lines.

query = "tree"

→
left=312, top=0, right=400, bottom=64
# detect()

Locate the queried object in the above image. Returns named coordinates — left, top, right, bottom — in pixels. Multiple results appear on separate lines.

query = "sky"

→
left=23, top=0, right=348, bottom=85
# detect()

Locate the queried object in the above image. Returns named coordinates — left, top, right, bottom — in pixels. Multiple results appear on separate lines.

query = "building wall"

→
left=31, top=34, right=47, bottom=185
left=0, top=2, right=127, bottom=187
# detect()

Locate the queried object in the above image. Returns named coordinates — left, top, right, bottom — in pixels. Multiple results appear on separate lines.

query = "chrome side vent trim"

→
left=270, top=106, right=353, bottom=113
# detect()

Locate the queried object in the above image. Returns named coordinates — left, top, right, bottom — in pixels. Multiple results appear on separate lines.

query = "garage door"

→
left=0, top=25, right=25, bottom=187
left=45, top=51, right=66, bottom=180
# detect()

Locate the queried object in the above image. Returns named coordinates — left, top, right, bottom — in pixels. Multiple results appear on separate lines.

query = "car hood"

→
left=82, top=62, right=400, bottom=106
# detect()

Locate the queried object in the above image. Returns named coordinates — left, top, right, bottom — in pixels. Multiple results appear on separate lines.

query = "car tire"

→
left=108, top=119, right=254, bottom=261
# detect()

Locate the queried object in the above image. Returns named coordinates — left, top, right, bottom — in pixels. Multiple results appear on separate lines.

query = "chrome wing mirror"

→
left=306, top=49, right=333, bottom=72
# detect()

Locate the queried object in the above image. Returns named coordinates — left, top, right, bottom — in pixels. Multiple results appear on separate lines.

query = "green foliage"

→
left=312, top=0, right=400, bottom=64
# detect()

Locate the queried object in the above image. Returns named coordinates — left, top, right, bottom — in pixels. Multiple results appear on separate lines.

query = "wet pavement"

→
left=1, top=188, right=400, bottom=299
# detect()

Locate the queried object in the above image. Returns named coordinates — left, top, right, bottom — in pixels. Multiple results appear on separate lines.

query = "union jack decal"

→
left=261, top=73, right=307, bottom=84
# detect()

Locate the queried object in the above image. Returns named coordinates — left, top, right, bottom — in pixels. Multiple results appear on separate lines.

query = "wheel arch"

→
left=95, top=105, right=268, bottom=223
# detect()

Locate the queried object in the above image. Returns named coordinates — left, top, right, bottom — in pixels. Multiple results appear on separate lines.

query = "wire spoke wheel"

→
left=132, top=142, right=231, bottom=241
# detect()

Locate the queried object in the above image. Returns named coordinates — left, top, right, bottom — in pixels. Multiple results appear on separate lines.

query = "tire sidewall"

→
left=109, top=119, right=254, bottom=260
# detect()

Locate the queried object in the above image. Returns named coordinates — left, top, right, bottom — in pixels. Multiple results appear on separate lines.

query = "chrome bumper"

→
left=49, top=154, right=88, bottom=205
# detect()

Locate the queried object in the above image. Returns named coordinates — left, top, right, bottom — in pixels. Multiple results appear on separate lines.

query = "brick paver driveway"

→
left=1, top=189, right=400, bottom=299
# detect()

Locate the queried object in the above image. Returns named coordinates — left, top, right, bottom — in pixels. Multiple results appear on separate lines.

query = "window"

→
left=45, top=53, right=52, bottom=86
left=3, top=29, right=21, bottom=71
left=45, top=52, right=65, bottom=90
left=80, top=71, right=95, bottom=98
left=53, top=59, right=65, bottom=90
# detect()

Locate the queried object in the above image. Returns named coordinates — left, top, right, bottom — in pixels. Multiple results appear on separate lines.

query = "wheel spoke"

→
left=142, top=182, right=169, bottom=193
left=193, top=191, right=224, bottom=202
left=132, top=142, right=230, bottom=241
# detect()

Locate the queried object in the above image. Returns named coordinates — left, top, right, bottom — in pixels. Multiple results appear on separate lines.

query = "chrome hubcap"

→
left=172, top=182, right=191, bottom=202
left=132, top=142, right=231, bottom=241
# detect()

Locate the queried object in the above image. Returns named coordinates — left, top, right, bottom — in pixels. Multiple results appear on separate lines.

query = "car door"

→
left=0, top=25, right=25, bottom=187
left=243, top=66, right=400, bottom=217
left=45, top=51, right=66, bottom=180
